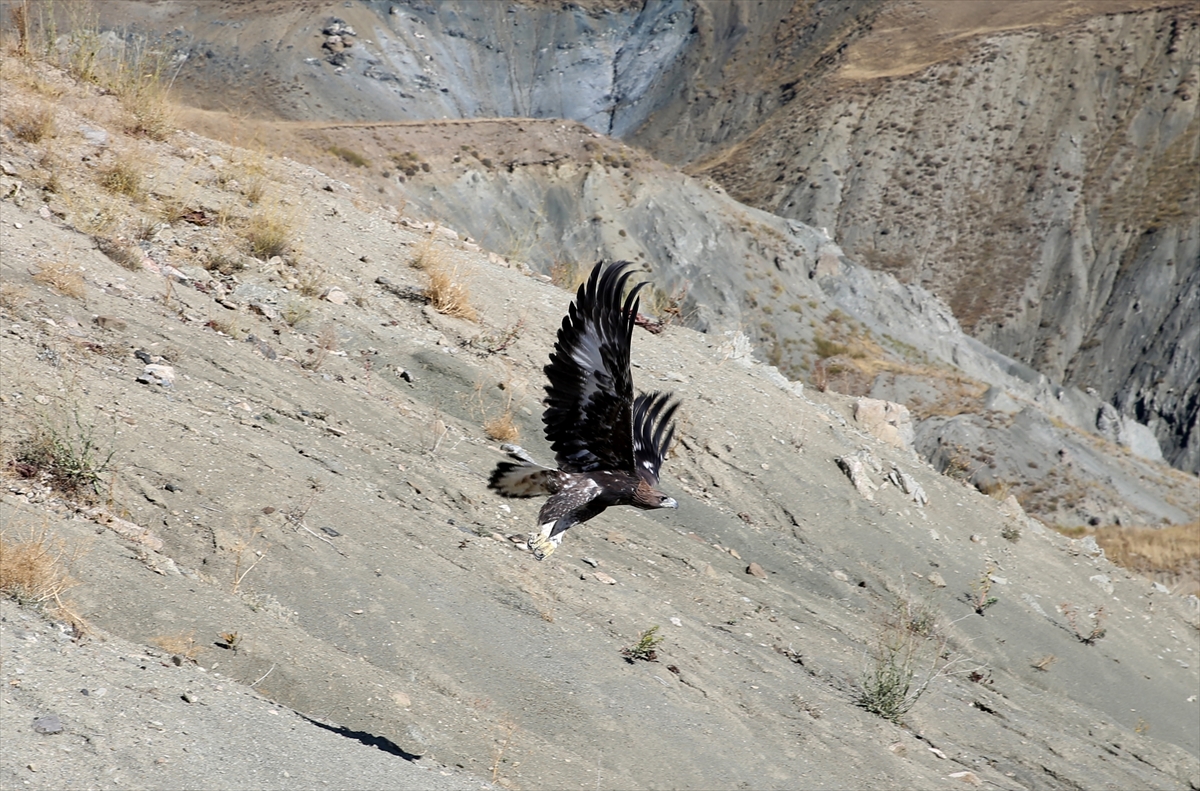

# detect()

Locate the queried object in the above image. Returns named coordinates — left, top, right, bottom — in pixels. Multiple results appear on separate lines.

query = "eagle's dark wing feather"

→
left=632, top=391, right=679, bottom=485
left=543, top=261, right=645, bottom=473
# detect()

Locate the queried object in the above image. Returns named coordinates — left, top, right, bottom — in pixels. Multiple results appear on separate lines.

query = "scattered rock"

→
left=93, top=315, right=128, bottom=331
left=248, top=302, right=280, bottom=321
left=391, top=691, right=411, bottom=708
left=581, top=557, right=599, bottom=568
left=888, top=741, right=907, bottom=757
left=746, top=562, right=767, bottom=579
left=949, top=770, right=982, bottom=786
left=32, top=715, right=63, bottom=734
left=323, top=286, right=348, bottom=305
left=927, top=572, right=947, bottom=588
left=853, top=397, right=914, bottom=450
left=1089, top=574, right=1114, bottom=595
left=137, top=364, right=176, bottom=387
left=888, top=465, right=928, bottom=506
left=79, top=124, right=108, bottom=146
left=593, top=572, right=617, bottom=585
left=836, top=454, right=878, bottom=500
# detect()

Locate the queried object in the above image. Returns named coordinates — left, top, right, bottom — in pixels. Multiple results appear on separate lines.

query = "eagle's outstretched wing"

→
left=543, top=261, right=645, bottom=473
left=632, top=391, right=679, bottom=485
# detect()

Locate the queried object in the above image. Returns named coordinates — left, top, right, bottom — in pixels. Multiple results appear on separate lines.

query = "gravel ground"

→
left=1, top=599, right=493, bottom=791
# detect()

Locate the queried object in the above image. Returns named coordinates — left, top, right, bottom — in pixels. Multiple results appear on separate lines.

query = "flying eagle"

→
left=488, top=261, right=680, bottom=560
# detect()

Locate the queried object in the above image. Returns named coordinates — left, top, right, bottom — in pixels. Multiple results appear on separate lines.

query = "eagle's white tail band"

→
left=491, top=462, right=555, bottom=497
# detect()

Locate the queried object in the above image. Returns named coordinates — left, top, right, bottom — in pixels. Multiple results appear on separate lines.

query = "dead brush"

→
left=244, top=201, right=294, bottom=259
left=470, top=317, right=526, bottom=355
left=424, top=261, right=478, bottom=321
left=151, top=630, right=204, bottom=662
left=6, top=100, right=56, bottom=142
left=1061, top=602, right=1107, bottom=645
left=97, top=153, right=145, bottom=200
left=489, top=716, right=520, bottom=784
left=32, top=260, right=86, bottom=299
left=0, top=522, right=82, bottom=624
left=408, top=232, right=443, bottom=270
left=476, top=373, right=522, bottom=442
left=0, top=282, right=30, bottom=311
left=302, top=322, right=338, bottom=371
left=1092, top=521, right=1200, bottom=595
left=483, top=408, right=520, bottom=443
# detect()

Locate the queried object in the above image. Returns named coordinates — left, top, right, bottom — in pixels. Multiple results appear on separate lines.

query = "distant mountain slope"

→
left=100, top=0, right=1199, bottom=471
left=693, top=2, right=1200, bottom=471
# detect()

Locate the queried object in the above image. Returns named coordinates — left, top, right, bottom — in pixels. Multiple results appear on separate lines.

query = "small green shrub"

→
left=328, top=145, right=370, bottom=168
left=15, top=406, right=116, bottom=500
left=621, top=626, right=663, bottom=662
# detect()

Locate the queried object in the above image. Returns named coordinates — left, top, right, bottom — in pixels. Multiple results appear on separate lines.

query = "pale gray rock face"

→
left=111, top=0, right=1196, bottom=486
left=696, top=6, right=1200, bottom=470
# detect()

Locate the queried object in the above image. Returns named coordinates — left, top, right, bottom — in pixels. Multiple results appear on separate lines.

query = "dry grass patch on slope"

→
left=32, top=261, right=86, bottom=299
left=1093, top=522, right=1200, bottom=596
left=425, top=262, right=478, bottom=321
left=0, top=521, right=86, bottom=631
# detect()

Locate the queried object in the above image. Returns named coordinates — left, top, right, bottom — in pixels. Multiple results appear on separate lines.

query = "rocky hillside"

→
left=92, top=0, right=1199, bottom=474
left=2, top=53, right=1199, bottom=790
left=696, top=2, right=1200, bottom=473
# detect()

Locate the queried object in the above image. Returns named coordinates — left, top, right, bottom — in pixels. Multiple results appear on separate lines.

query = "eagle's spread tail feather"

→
left=489, top=461, right=556, bottom=498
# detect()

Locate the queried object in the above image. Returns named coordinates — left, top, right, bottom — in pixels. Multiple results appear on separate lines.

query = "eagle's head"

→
left=632, top=479, right=678, bottom=511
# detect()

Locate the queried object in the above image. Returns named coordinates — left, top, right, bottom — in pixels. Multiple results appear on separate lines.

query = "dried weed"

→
left=32, top=261, right=86, bottom=299
left=425, top=262, right=478, bottom=322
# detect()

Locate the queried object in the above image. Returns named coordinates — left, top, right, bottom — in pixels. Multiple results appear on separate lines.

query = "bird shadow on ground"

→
left=297, top=713, right=423, bottom=762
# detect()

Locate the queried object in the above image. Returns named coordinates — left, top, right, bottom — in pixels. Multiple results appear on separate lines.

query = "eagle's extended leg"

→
left=528, top=498, right=606, bottom=561
left=528, top=520, right=563, bottom=561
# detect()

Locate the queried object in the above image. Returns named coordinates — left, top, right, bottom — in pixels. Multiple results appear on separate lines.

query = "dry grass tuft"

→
left=0, top=282, right=30, bottom=311
left=425, top=262, right=479, bottom=322
left=151, top=630, right=205, bottom=661
left=0, top=522, right=86, bottom=631
left=295, top=264, right=329, bottom=298
left=32, top=261, right=86, bottom=299
left=203, top=250, right=245, bottom=276
left=121, top=71, right=176, bottom=142
left=408, top=233, right=443, bottom=270
left=484, top=409, right=520, bottom=443
left=6, top=101, right=56, bottom=142
left=244, top=202, right=293, bottom=259
left=98, top=154, right=144, bottom=199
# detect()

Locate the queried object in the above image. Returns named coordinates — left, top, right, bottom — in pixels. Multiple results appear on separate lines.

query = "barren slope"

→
left=2, top=56, right=1199, bottom=791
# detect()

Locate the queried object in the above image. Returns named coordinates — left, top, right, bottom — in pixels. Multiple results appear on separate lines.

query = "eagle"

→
left=488, top=260, right=680, bottom=560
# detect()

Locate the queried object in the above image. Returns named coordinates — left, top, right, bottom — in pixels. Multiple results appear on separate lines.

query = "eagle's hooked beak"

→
left=662, top=497, right=678, bottom=509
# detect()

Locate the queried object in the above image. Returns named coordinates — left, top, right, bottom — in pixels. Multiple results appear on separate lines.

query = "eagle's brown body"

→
left=488, top=261, right=679, bottom=560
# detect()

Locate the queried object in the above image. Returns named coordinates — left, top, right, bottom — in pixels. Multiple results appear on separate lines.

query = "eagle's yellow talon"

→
left=528, top=533, right=557, bottom=560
